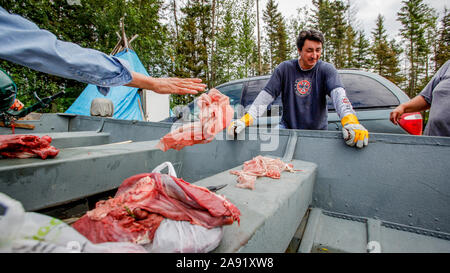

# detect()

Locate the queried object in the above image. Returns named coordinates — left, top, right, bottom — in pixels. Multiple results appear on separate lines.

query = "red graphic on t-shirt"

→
left=296, top=80, right=311, bottom=96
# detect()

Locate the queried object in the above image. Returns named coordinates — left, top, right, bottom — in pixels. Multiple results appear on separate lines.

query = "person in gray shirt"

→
left=390, top=60, right=450, bottom=137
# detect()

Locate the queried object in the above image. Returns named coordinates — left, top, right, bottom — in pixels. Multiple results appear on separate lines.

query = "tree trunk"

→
left=210, top=0, right=216, bottom=86
left=172, top=0, right=179, bottom=39
left=256, top=0, right=262, bottom=75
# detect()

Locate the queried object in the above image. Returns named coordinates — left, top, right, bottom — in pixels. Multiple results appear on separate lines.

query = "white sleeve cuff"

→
left=247, top=90, right=275, bottom=118
left=330, top=87, right=355, bottom=119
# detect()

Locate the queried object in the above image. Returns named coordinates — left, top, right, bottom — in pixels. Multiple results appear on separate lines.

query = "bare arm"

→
left=390, top=95, right=430, bottom=125
left=125, top=71, right=206, bottom=95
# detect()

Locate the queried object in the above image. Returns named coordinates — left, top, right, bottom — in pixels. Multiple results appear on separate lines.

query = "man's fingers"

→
left=356, top=139, right=364, bottom=148
left=174, top=88, right=199, bottom=95
left=345, top=131, right=355, bottom=146
left=187, top=84, right=207, bottom=92
left=356, top=130, right=369, bottom=148
left=390, top=112, right=399, bottom=125
left=343, top=125, right=369, bottom=148
left=227, top=122, right=237, bottom=136
left=342, top=128, right=349, bottom=140
left=182, top=78, right=203, bottom=83
left=175, top=81, right=206, bottom=93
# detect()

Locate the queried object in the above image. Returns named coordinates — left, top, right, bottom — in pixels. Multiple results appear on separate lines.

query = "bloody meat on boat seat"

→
left=0, top=134, right=59, bottom=159
left=72, top=172, right=240, bottom=245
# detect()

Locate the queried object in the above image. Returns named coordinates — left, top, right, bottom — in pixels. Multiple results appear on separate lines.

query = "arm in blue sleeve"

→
left=0, top=7, right=132, bottom=94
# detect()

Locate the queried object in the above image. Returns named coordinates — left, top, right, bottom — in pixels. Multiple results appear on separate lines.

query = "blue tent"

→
left=65, top=49, right=145, bottom=120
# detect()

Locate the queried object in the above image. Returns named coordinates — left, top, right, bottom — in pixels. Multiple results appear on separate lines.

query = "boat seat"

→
left=193, top=157, right=318, bottom=253
left=0, top=140, right=183, bottom=211
left=298, top=208, right=450, bottom=253
left=33, top=131, right=111, bottom=148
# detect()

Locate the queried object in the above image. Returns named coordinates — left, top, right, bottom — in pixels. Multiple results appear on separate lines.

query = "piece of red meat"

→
left=156, top=88, right=234, bottom=152
left=0, top=134, right=59, bottom=159
left=72, top=173, right=240, bottom=245
left=230, top=156, right=295, bottom=190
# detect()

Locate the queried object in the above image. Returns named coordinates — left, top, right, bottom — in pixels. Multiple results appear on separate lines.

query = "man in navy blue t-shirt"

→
left=227, top=29, right=369, bottom=148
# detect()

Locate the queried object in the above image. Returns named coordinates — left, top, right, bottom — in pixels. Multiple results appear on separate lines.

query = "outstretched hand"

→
left=152, top=77, right=206, bottom=95
left=127, top=72, right=206, bottom=95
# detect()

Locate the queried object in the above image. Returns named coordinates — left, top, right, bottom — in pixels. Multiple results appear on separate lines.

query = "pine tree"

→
left=435, top=8, right=450, bottom=70
left=311, top=0, right=334, bottom=62
left=274, top=16, right=289, bottom=66
left=329, top=0, right=348, bottom=68
left=421, top=8, right=438, bottom=86
left=214, top=1, right=238, bottom=85
left=397, top=0, right=435, bottom=97
left=354, top=30, right=372, bottom=70
left=236, top=0, right=257, bottom=79
left=371, top=15, right=391, bottom=75
left=343, top=0, right=359, bottom=68
left=262, top=0, right=288, bottom=72
left=343, top=24, right=357, bottom=68
left=286, top=5, right=312, bottom=58
left=172, top=0, right=211, bottom=106
left=262, top=0, right=279, bottom=71
left=370, top=14, right=404, bottom=86
left=385, top=39, right=406, bottom=86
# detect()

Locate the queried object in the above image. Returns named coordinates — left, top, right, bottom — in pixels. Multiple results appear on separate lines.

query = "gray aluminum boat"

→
left=1, top=113, right=449, bottom=253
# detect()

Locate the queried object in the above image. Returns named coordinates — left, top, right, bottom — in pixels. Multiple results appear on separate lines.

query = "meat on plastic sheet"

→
left=0, top=134, right=59, bottom=159
left=156, top=88, right=234, bottom=152
left=230, top=156, right=297, bottom=190
left=72, top=172, right=240, bottom=248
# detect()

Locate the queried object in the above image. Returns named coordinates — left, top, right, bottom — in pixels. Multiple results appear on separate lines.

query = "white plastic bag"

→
left=147, top=162, right=224, bottom=253
left=0, top=192, right=146, bottom=253
left=151, top=161, right=178, bottom=177
left=145, top=218, right=223, bottom=253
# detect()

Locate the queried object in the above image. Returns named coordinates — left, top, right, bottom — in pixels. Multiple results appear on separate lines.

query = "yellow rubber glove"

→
left=341, top=114, right=369, bottom=148
left=227, top=113, right=254, bottom=136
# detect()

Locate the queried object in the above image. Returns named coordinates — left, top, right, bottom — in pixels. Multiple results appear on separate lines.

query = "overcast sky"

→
left=268, top=0, right=448, bottom=39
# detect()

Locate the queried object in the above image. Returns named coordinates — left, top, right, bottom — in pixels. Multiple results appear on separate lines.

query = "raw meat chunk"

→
left=230, top=156, right=295, bottom=190
left=157, top=88, right=234, bottom=151
left=73, top=173, right=240, bottom=244
left=0, top=134, right=59, bottom=159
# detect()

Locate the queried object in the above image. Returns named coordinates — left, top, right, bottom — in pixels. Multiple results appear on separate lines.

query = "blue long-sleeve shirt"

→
left=0, top=6, right=133, bottom=95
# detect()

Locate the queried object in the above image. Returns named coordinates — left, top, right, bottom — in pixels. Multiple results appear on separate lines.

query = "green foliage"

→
left=0, top=0, right=167, bottom=112
left=370, top=15, right=405, bottom=86
left=286, top=5, right=312, bottom=58
left=262, top=0, right=288, bottom=72
left=435, top=8, right=450, bottom=70
left=397, top=0, right=437, bottom=97
left=236, top=0, right=257, bottom=79
left=215, top=1, right=238, bottom=84
left=310, top=0, right=355, bottom=67
left=171, top=0, right=211, bottom=107
left=311, top=0, right=334, bottom=62
left=353, top=30, right=372, bottom=70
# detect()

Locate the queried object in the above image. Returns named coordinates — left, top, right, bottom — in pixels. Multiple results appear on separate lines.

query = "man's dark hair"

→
left=296, top=29, right=324, bottom=51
